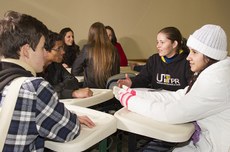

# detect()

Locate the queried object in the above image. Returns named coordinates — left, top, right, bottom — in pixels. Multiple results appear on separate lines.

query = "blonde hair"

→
left=87, top=22, right=118, bottom=88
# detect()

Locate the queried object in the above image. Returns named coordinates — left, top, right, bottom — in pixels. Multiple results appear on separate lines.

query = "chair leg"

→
left=99, top=138, right=107, bottom=152
left=128, top=133, right=137, bottom=152
left=116, top=131, right=123, bottom=152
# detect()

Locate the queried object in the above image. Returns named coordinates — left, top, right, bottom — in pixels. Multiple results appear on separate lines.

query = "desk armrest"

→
left=45, top=105, right=117, bottom=151
left=60, top=89, right=113, bottom=107
left=114, top=108, right=195, bottom=143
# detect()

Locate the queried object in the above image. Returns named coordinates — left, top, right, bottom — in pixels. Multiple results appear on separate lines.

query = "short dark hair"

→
left=0, top=10, right=48, bottom=59
left=44, top=30, right=62, bottom=52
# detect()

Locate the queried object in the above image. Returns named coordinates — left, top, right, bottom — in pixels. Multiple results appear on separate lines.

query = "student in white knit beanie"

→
left=186, top=24, right=228, bottom=75
left=187, top=24, right=228, bottom=60
left=113, top=24, right=230, bottom=152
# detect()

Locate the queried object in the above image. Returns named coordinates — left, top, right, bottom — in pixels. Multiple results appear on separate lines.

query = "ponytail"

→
left=181, top=37, right=190, bottom=54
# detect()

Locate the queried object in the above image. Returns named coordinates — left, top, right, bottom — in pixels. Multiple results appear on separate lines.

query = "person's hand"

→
left=72, top=88, right=93, bottom=98
left=78, top=115, right=95, bottom=128
left=117, top=74, right=132, bottom=88
left=113, top=85, right=136, bottom=107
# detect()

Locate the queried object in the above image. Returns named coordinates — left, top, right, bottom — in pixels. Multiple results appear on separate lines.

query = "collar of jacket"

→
left=1, top=58, right=36, bottom=76
left=161, top=49, right=184, bottom=63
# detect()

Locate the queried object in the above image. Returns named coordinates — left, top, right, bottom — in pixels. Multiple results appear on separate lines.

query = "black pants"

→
left=138, top=139, right=177, bottom=152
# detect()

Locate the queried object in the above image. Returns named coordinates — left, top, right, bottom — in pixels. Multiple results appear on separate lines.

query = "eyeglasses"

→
left=52, top=46, right=64, bottom=51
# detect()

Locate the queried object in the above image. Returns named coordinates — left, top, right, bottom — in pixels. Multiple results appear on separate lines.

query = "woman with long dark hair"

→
left=105, top=25, right=128, bottom=66
left=59, top=27, right=80, bottom=68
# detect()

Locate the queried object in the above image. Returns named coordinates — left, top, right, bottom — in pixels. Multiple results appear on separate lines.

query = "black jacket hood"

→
left=0, top=62, right=33, bottom=91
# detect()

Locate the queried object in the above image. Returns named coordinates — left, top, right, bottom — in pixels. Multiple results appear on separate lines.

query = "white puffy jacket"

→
left=127, top=57, right=230, bottom=152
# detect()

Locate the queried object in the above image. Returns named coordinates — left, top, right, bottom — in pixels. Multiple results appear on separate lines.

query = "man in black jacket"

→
left=37, top=31, right=93, bottom=99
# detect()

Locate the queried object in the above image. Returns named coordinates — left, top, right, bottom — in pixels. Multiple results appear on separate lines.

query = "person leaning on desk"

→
left=117, top=26, right=194, bottom=151
left=0, top=11, right=95, bottom=152
left=114, top=24, right=230, bottom=152
left=37, top=30, right=93, bottom=99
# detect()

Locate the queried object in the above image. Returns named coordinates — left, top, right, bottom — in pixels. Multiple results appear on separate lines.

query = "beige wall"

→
left=1, top=0, right=230, bottom=59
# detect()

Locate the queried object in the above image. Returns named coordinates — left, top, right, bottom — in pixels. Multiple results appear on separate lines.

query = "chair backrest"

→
left=0, top=77, right=27, bottom=151
left=106, top=73, right=136, bottom=89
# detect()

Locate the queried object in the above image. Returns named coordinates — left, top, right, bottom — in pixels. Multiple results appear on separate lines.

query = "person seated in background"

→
left=71, top=22, right=120, bottom=89
left=37, top=30, right=93, bottom=99
left=0, top=10, right=94, bottom=152
left=114, top=24, right=230, bottom=152
left=105, top=25, right=128, bottom=66
left=129, top=62, right=145, bottom=72
left=118, top=26, right=193, bottom=91
left=60, top=27, right=80, bottom=68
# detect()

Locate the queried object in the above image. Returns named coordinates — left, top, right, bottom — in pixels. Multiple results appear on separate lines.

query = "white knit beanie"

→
left=187, top=24, right=227, bottom=60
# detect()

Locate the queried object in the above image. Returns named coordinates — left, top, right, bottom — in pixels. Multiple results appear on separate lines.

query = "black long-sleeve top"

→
left=71, top=44, right=120, bottom=88
left=131, top=51, right=193, bottom=91
left=62, top=44, right=80, bottom=68
left=37, top=62, right=79, bottom=99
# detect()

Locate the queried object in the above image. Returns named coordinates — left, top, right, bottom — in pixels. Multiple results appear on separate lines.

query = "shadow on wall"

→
left=119, top=37, right=142, bottom=59
left=78, top=39, right=88, bottom=50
